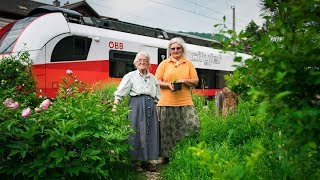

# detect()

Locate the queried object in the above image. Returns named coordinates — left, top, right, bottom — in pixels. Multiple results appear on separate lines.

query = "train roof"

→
left=27, top=6, right=221, bottom=48
left=28, top=5, right=82, bottom=18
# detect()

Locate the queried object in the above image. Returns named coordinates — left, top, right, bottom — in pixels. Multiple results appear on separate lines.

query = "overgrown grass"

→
left=160, top=96, right=316, bottom=179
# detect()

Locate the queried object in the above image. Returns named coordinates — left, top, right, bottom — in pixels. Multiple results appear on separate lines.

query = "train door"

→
left=35, top=34, right=94, bottom=97
left=33, top=34, right=72, bottom=98
left=158, top=48, right=167, bottom=65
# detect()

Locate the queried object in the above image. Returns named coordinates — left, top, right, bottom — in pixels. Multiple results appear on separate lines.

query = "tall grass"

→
left=161, top=95, right=311, bottom=179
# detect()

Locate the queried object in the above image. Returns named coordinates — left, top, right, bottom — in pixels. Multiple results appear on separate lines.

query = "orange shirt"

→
left=155, top=56, right=198, bottom=106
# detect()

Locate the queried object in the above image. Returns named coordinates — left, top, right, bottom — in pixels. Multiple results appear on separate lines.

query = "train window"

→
left=215, top=71, right=232, bottom=89
left=195, top=69, right=215, bottom=89
left=51, top=36, right=92, bottom=62
left=195, top=69, right=232, bottom=89
left=74, top=38, right=86, bottom=56
left=109, top=50, right=137, bottom=78
left=0, top=16, right=38, bottom=54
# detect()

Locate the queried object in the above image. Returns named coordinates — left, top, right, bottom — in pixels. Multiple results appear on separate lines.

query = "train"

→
left=0, top=6, right=250, bottom=98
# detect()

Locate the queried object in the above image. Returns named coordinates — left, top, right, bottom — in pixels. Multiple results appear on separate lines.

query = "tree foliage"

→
left=243, top=20, right=264, bottom=45
left=224, top=0, right=320, bottom=176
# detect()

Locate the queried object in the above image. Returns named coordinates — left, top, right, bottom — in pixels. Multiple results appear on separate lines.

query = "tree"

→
left=244, top=21, right=262, bottom=42
left=226, top=0, right=320, bottom=176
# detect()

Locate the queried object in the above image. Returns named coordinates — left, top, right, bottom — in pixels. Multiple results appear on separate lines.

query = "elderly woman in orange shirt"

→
left=155, top=37, right=200, bottom=164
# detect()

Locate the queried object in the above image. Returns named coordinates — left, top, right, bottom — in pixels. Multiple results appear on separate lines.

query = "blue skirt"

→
left=128, top=95, right=159, bottom=161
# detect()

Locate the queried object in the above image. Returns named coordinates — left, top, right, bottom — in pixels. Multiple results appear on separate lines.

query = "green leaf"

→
left=274, top=91, right=292, bottom=100
left=8, top=150, right=20, bottom=157
left=79, top=166, right=90, bottom=173
left=88, top=149, right=101, bottom=156
left=38, top=167, right=46, bottom=175
left=275, top=71, right=287, bottom=83
left=89, top=156, right=101, bottom=160
left=234, top=56, right=243, bottom=62
left=280, top=28, right=286, bottom=35
left=55, top=157, right=63, bottom=164
left=49, top=149, right=65, bottom=158
left=20, top=150, right=27, bottom=158
left=67, top=151, right=76, bottom=157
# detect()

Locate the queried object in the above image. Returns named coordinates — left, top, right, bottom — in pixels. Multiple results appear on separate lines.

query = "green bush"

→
left=221, top=0, right=319, bottom=177
left=0, top=51, right=38, bottom=106
left=0, top=72, right=133, bottom=179
left=161, top=97, right=319, bottom=179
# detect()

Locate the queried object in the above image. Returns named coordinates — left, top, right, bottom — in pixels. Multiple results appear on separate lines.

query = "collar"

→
left=169, top=56, right=187, bottom=63
left=137, top=70, right=150, bottom=78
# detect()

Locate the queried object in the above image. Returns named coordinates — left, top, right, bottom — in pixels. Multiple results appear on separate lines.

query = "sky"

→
left=34, top=0, right=265, bottom=34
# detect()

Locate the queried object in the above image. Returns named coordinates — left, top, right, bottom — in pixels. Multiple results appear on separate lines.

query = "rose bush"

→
left=0, top=68, right=133, bottom=179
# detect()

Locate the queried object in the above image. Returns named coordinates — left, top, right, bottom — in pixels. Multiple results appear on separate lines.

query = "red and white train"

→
left=0, top=6, right=250, bottom=98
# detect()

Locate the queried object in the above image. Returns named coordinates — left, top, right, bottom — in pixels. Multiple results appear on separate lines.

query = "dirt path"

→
left=145, top=159, right=163, bottom=180
left=145, top=171, right=161, bottom=180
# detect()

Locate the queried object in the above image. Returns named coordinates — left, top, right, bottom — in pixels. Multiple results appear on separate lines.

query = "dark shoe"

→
left=132, top=161, right=144, bottom=172
left=146, top=163, right=157, bottom=172
left=161, top=157, right=169, bottom=164
left=142, top=162, right=157, bottom=172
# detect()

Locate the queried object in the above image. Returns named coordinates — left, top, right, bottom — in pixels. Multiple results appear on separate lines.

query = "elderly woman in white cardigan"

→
left=113, top=51, right=160, bottom=172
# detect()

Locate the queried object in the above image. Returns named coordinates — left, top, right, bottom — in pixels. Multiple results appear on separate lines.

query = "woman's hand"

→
left=167, top=82, right=174, bottom=91
left=179, top=79, right=198, bottom=88
left=159, top=80, right=174, bottom=90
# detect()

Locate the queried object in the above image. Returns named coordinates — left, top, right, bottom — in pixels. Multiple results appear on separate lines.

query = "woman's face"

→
left=135, top=55, right=149, bottom=71
left=170, top=42, right=183, bottom=59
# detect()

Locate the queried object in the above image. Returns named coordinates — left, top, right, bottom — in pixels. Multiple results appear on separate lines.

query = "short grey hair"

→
left=168, top=37, right=186, bottom=54
left=133, top=51, right=150, bottom=64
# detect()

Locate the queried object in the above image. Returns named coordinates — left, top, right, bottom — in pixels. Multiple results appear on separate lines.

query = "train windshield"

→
left=0, top=16, right=37, bottom=54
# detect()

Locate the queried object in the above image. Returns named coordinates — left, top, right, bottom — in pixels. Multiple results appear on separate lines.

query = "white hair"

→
left=133, top=51, right=150, bottom=64
left=168, top=37, right=187, bottom=54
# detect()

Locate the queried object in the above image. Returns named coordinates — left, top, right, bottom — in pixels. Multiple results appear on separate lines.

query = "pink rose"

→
left=9, top=102, right=19, bottom=109
left=39, top=99, right=50, bottom=110
left=3, top=98, right=13, bottom=107
left=21, top=107, right=31, bottom=117
left=66, top=69, right=73, bottom=75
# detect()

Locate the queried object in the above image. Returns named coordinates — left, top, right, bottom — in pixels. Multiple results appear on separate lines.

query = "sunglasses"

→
left=170, top=47, right=182, bottom=51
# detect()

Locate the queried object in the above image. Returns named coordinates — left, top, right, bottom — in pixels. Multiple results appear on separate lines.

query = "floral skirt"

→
left=157, top=106, right=200, bottom=158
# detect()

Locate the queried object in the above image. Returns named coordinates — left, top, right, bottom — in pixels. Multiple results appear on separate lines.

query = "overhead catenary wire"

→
left=88, top=0, right=196, bottom=32
left=88, top=0, right=247, bottom=32
left=182, top=0, right=250, bottom=25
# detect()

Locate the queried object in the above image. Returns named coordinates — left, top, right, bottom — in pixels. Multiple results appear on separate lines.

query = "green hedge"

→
left=0, top=55, right=134, bottom=178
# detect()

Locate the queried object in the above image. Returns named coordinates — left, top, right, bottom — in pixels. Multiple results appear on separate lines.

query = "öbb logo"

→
left=109, top=41, right=124, bottom=50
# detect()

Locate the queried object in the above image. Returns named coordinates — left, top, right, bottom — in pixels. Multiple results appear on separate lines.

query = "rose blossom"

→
left=3, top=98, right=13, bottom=107
left=9, top=102, right=19, bottom=109
left=39, top=99, right=50, bottom=110
left=21, top=107, right=31, bottom=117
